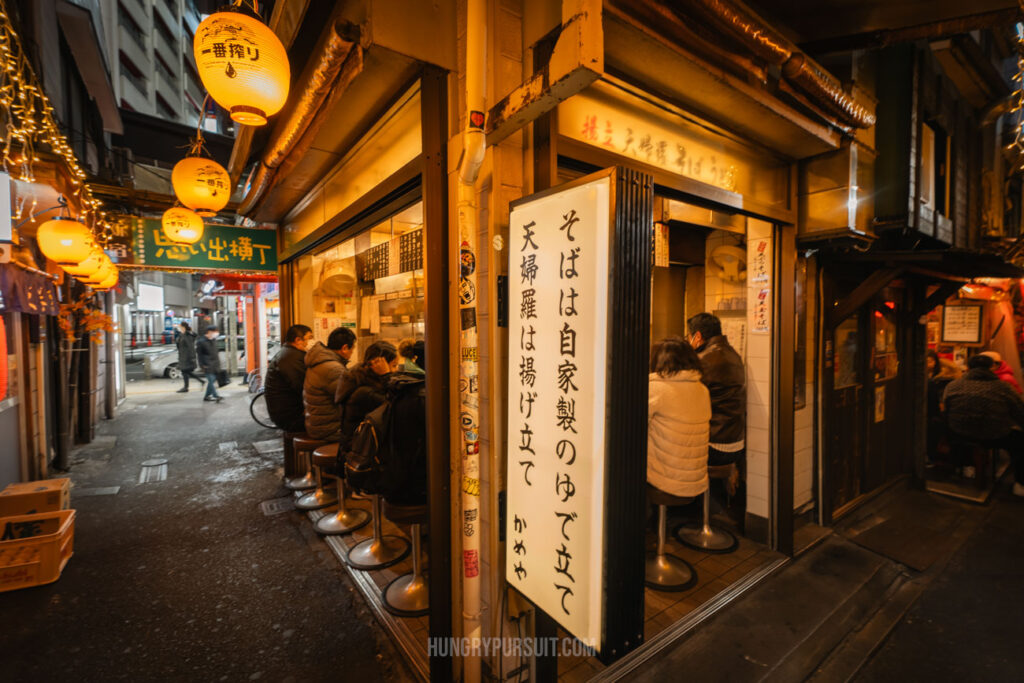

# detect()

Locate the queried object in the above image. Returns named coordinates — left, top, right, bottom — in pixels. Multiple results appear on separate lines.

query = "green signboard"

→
left=133, top=218, right=277, bottom=272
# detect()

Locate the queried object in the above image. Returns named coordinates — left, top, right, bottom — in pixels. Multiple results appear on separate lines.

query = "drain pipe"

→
left=458, top=0, right=486, bottom=680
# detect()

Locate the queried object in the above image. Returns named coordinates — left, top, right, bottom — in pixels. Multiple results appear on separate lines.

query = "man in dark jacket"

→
left=303, top=327, right=355, bottom=441
left=265, top=324, right=313, bottom=432
left=196, top=326, right=223, bottom=403
left=688, top=313, right=746, bottom=466
left=174, top=322, right=203, bottom=393
left=943, top=354, right=1024, bottom=496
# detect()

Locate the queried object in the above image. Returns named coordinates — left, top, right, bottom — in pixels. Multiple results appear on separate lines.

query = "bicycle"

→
left=249, top=388, right=277, bottom=429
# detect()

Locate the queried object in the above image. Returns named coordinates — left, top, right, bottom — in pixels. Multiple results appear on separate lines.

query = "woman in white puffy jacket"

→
left=647, top=337, right=711, bottom=498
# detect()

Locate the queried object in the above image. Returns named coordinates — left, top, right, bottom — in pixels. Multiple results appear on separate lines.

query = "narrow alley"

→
left=0, top=381, right=407, bottom=682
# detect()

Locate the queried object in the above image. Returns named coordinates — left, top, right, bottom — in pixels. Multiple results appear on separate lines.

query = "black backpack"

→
left=344, top=400, right=390, bottom=496
left=343, top=373, right=427, bottom=501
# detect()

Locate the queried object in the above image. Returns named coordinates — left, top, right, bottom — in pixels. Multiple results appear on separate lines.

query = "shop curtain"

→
left=0, top=263, right=60, bottom=315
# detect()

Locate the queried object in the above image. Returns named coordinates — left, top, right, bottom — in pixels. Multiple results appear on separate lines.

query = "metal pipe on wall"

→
left=104, top=290, right=116, bottom=420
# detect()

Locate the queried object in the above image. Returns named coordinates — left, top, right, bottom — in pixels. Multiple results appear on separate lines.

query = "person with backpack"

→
left=336, top=341, right=399, bottom=452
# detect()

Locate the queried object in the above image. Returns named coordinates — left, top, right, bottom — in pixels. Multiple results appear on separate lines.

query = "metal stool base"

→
left=347, top=535, right=410, bottom=570
left=285, top=474, right=316, bottom=491
left=296, top=489, right=338, bottom=511
left=644, top=551, right=697, bottom=591
left=315, top=508, right=370, bottom=536
left=382, top=573, right=429, bottom=617
left=674, top=523, right=738, bottom=554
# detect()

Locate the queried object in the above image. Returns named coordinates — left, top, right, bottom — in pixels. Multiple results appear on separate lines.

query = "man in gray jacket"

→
left=302, top=327, right=356, bottom=442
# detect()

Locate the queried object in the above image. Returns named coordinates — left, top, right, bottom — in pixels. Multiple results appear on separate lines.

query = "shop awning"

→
left=0, top=263, right=61, bottom=315
left=56, top=0, right=122, bottom=135
left=823, top=249, right=1023, bottom=327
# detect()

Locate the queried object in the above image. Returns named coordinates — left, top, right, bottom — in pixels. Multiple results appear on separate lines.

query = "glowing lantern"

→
left=162, top=207, right=204, bottom=244
left=172, top=156, right=231, bottom=216
left=63, top=246, right=104, bottom=277
left=82, top=257, right=114, bottom=286
left=193, top=8, right=290, bottom=126
left=35, top=218, right=94, bottom=266
left=94, top=270, right=120, bottom=291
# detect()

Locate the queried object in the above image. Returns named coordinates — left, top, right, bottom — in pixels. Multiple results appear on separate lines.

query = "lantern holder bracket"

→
left=14, top=195, right=68, bottom=230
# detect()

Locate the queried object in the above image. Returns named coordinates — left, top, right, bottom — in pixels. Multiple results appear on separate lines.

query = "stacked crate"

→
left=0, top=479, right=75, bottom=592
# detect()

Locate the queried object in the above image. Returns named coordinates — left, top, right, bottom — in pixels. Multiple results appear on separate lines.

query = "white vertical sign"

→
left=506, top=177, right=611, bottom=648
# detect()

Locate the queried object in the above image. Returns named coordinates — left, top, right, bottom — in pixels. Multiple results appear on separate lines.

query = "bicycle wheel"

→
left=249, top=390, right=277, bottom=429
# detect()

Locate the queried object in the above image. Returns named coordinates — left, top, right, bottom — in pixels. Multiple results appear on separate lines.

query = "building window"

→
left=921, top=122, right=952, bottom=218
left=154, top=52, right=178, bottom=85
left=154, top=11, right=177, bottom=57
left=117, top=2, right=146, bottom=53
left=155, top=92, right=178, bottom=120
left=118, top=50, right=147, bottom=98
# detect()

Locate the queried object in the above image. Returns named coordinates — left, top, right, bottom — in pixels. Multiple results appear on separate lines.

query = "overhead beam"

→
left=826, top=267, right=904, bottom=328
left=913, top=281, right=964, bottom=319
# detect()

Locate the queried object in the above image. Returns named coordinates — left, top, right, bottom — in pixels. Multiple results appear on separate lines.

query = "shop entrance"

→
left=825, top=284, right=913, bottom=520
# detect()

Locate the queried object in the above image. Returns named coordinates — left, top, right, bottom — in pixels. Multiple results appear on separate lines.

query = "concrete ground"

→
left=0, top=380, right=409, bottom=682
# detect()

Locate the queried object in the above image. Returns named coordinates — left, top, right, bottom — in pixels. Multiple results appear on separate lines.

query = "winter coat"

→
left=336, top=366, right=390, bottom=452
left=647, top=370, right=711, bottom=498
left=991, top=360, right=1023, bottom=395
left=942, top=368, right=1024, bottom=440
left=176, top=331, right=198, bottom=372
left=302, top=342, right=348, bottom=441
left=196, top=336, right=221, bottom=373
left=697, top=335, right=746, bottom=447
left=265, top=344, right=307, bottom=433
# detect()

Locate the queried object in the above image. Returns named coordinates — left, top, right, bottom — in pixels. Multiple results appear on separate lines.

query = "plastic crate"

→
left=0, top=509, right=75, bottom=592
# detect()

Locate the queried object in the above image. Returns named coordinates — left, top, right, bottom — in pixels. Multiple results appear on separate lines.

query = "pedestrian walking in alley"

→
left=303, top=327, right=355, bottom=441
left=174, top=322, right=203, bottom=393
left=196, top=326, right=223, bottom=403
left=265, top=324, right=313, bottom=432
left=943, top=354, right=1024, bottom=496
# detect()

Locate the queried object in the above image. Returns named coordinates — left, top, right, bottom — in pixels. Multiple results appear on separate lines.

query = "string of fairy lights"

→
left=0, top=0, right=112, bottom=246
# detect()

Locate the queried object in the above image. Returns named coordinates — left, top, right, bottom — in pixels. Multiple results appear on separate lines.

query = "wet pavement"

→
left=0, top=379, right=409, bottom=682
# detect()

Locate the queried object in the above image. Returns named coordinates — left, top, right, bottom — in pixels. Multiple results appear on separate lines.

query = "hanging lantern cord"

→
left=187, top=95, right=213, bottom=158
left=14, top=194, right=67, bottom=229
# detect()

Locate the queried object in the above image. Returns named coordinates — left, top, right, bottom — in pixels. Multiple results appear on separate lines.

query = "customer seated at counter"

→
left=686, top=313, right=745, bottom=470
left=302, top=327, right=356, bottom=442
left=647, top=337, right=711, bottom=497
left=336, top=341, right=399, bottom=453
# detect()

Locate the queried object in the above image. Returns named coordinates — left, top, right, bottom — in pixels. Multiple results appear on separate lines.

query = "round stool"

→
left=313, top=447, right=370, bottom=535
left=285, top=435, right=323, bottom=491
left=381, top=501, right=429, bottom=617
left=645, top=485, right=697, bottom=591
left=282, top=431, right=305, bottom=480
left=347, top=494, right=410, bottom=571
left=296, top=444, right=340, bottom=510
left=674, top=464, right=738, bottom=554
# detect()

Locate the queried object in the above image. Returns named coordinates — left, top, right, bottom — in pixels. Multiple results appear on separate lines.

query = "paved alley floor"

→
left=0, top=378, right=410, bottom=682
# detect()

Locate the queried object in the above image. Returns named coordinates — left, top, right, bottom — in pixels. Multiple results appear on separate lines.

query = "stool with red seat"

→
left=313, top=445, right=370, bottom=535
left=645, top=484, right=697, bottom=591
left=294, top=439, right=338, bottom=510
left=674, top=464, right=738, bottom=553
left=284, top=433, right=319, bottom=491
left=380, top=500, right=429, bottom=616
left=346, top=493, right=410, bottom=571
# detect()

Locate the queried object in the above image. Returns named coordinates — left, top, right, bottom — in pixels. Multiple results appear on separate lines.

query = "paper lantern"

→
left=193, top=9, right=290, bottom=126
left=82, top=257, right=114, bottom=286
left=93, top=270, right=120, bottom=291
left=36, top=218, right=94, bottom=266
left=172, top=156, right=231, bottom=216
left=63, top=246, right=104, bottom=277
left=162, top=207, right=204, bottom=244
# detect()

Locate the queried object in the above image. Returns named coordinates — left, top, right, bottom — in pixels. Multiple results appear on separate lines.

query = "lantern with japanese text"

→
left=63, top=245, right=104, bottom=278
left=162, top=207, right=205, bottom=245
left=92, top=269, right=120, bottom=291
left=193, top=7, right=290, bottom=126
left=172, top=156, right=232, bottom=216
left=36, top=218, right=95, bottom=266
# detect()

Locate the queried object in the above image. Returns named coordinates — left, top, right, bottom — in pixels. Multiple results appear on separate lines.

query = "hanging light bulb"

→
left=193, top=6, right=290, bottom=126
left=63, top=245, right=104, bottom=277
left=162, top=206, right=205, bottom=244
left=172, top=155, right=231, bottom=217
left=35, top=217, right=94, bottom=266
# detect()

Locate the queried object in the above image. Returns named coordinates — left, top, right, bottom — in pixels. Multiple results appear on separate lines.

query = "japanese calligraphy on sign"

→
left=560, top=82, right=789, bottom=205
left=134, top=219, right=277, bottom=272
left=506, top=177, right=611, bottom=649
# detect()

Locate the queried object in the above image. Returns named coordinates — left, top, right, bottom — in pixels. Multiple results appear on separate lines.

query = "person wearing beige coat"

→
left=647, top=338, right=712, bottom=499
